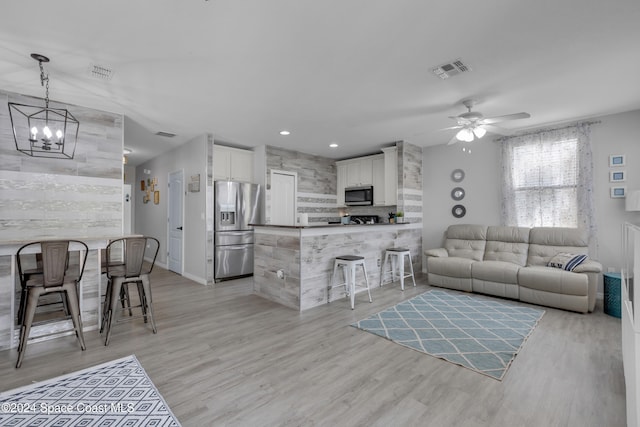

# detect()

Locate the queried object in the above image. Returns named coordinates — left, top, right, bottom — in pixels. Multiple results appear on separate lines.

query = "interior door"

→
left=270, top=171, right=296, bottom=225
left=168, top=170, right=183, bottom=274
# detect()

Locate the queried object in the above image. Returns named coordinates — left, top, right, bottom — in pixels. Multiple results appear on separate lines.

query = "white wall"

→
left=591, top=109, right=640, bottom=270
left=422, top=139, right=502, bottom=258
left=421, top=109, right=640, bottom=289
left=135, top=134, right=208, bottom=283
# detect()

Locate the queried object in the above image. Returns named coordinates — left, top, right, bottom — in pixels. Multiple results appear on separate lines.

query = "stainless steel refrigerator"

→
left=214, top=181, right=262, bottom=281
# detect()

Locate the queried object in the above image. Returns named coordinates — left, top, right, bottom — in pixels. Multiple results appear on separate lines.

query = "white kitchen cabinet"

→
left=372, top=157, right=385, bottom=205
left=382, top=147, right=398, bottom=206
left=345, top=157, right=374, bottom=187
left=336, top=151, right=395, bottom=206
left=214, top=145, right=254, bottom=182
left=336, top=163, right=347, bottom=207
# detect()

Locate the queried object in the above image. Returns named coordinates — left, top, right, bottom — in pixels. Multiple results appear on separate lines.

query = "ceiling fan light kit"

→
left=8, top=53, right=79, bottom=159
left=446, top=98, right=530, bottom=145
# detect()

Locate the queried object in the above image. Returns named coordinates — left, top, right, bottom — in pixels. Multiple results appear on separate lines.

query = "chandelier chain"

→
left=38, top=59, right=50, bottom=108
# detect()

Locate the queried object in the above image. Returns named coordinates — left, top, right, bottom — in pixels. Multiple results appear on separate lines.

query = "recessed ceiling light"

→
left=279, top=130, right=291, bottom=136
left=329, top=143, right=339, bottom=148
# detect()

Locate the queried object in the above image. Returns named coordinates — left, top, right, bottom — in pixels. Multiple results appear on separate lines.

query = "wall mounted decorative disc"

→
left=451, top=187, right=465, bottom=201
left=452, top=204, right=466, bottom=218
left=451, top=169, right=465, bottom=182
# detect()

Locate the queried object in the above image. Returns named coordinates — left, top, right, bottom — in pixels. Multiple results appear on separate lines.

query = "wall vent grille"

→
left=88, top=63, right=115, bottom=80
left=155, top=131, right=176, bottom=138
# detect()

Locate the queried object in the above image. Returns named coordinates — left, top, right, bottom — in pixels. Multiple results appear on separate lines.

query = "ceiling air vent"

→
left=155, top=131, right=176, bottom=138
left=88, top=63, right=115, bottom=81
left=430, top=58, right=471, bottom=80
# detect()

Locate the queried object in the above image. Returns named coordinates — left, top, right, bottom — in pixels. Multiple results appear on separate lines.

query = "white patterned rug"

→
left=352, top=289, right=545, bottom=380
left=0, top=355, right=180, bottom=426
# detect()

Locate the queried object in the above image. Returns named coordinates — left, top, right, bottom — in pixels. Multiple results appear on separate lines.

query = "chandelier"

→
left=8, top=53, right=79, bottom=159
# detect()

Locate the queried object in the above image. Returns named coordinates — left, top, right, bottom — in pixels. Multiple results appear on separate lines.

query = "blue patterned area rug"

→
left=352, top=290, right=545, bottom=380
left=0, top=355, right=180, bottom=426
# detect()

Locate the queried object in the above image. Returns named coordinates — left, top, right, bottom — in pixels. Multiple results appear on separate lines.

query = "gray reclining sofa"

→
left=425, top=225, right=602, bottom=313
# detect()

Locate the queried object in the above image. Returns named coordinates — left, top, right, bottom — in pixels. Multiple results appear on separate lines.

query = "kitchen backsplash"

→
left=337, top=205, right=398, bottom=223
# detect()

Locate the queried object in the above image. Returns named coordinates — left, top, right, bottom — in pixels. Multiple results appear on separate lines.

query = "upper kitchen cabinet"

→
left=372, top=156, right=385, bottom=205
left=214, top=145, right=254, bottom=182
left=381, top=147, right=397, bottom=206
left=336, top=148, right=397, bottom=207
left=336, top=163, right=347, bottom=206
left=344, top=157, right=375, bottom=187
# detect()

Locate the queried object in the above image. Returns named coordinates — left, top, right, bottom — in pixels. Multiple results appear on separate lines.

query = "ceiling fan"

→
left=444, top=99, right=530, bottom=145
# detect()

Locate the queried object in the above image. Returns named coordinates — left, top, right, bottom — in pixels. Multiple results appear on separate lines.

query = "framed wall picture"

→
left=610, top=170, right=626, bottom=182
left=611, top=186, right=627, bottom=198
left=609, top=154, right=626, bottom=167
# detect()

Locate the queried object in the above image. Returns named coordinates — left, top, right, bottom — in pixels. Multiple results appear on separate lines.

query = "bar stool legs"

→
left=380, top=248, right=416, bottom=290
left=328, top=255, right=372, bottom=309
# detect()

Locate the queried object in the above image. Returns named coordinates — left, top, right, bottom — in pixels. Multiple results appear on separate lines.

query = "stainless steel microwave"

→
left=345, top=186, right=373, bottom=206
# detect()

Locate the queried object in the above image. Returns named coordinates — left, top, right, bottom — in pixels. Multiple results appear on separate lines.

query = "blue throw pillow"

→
left=547, top=253, right=588, bottom=271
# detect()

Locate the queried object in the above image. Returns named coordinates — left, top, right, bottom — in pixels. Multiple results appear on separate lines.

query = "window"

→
left=511, top=138, right=578, bottom=227
left=501, top=124, right=594, bottom=234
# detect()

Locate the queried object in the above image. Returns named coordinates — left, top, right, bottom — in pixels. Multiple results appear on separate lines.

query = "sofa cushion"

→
left=472, top=260, right=521, bottom=284
left=527, top=227, right=589, bottom=266
left=518, top=266, right=589, bottom=296
left=443, top=224, right=488, bottom=261
left=428, top=256, right=475, bottom=278
left=484, top=226, right=530, bottom=266
left=547, top=253, right=588, bottom=271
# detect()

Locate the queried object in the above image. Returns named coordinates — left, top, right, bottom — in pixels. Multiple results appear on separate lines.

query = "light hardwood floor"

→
left=0, top=268, right=625, bottom=427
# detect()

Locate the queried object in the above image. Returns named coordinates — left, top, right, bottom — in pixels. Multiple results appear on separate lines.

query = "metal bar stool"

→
left=15, top=240, right=88, bottom=368
left=380, top=248, right=416, bottom=290
left=101, top=236, right=159, bottom=346
left=328, top=255, right=372, bottom=309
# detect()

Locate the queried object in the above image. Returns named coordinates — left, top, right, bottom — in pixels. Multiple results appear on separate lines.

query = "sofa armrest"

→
left=572, top=259, right=602, bottom=274
left=425, top=248, right=448, bottom=258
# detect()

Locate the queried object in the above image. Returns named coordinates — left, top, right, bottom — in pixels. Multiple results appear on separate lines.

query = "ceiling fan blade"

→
left=440, top=125, right=463, bottom=131
left=480, top=112, right=530, bottom=125
left=482, top=124, right=515, bottom=136
left=447, top=134, right=460, bottom=145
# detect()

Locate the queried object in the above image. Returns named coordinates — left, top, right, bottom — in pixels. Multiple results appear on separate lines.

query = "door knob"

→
left=177, top=226, right=183, bottom=230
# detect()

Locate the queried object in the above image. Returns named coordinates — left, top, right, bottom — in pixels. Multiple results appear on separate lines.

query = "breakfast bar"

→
left=253, top=222, right=422, bottom=311
left=0, top=236, right=137, bottom=352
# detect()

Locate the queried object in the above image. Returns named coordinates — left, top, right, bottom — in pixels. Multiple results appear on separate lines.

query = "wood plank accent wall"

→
left=265, top=146, right=337, bottom=224
left=0, top=89, right=123, bottom=351
left=0, top=90, right=124, bottom=240
left=205, top=134, right=215, bottom=285
left=397, top=141, right=423, bottom=223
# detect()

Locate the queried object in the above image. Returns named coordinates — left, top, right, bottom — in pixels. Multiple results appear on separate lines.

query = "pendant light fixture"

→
left=8, top=53, right=79, bottom=159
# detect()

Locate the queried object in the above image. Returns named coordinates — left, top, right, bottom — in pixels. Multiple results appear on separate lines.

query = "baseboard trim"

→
left=182, top=271, right=207, bottom=285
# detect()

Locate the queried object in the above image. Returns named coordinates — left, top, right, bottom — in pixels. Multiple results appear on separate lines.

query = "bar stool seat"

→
left=15, top=240, right=88, bottom=368
left=101, top=236, right=159, bottom=346
left=380, top=248, right=416, bottom=290
left=328, top=255, right=372, bottom=309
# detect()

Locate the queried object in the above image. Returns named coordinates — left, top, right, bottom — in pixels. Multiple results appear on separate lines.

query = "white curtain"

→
left=500, top=123, right=596, bottom=239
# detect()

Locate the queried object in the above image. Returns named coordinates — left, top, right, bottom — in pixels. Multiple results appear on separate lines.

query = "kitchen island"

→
left=252, top=222, right=422, bottom=311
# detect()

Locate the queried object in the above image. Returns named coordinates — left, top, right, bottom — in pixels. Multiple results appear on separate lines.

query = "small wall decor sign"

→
left=611, top=186, right=627, bottom=198
left=609, top=154, right=626, bottom=167
left=610, top=170, right=626, bottom=182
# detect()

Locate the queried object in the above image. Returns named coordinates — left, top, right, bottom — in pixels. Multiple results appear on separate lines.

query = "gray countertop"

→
left=250, top=222, right=411, bottom=229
